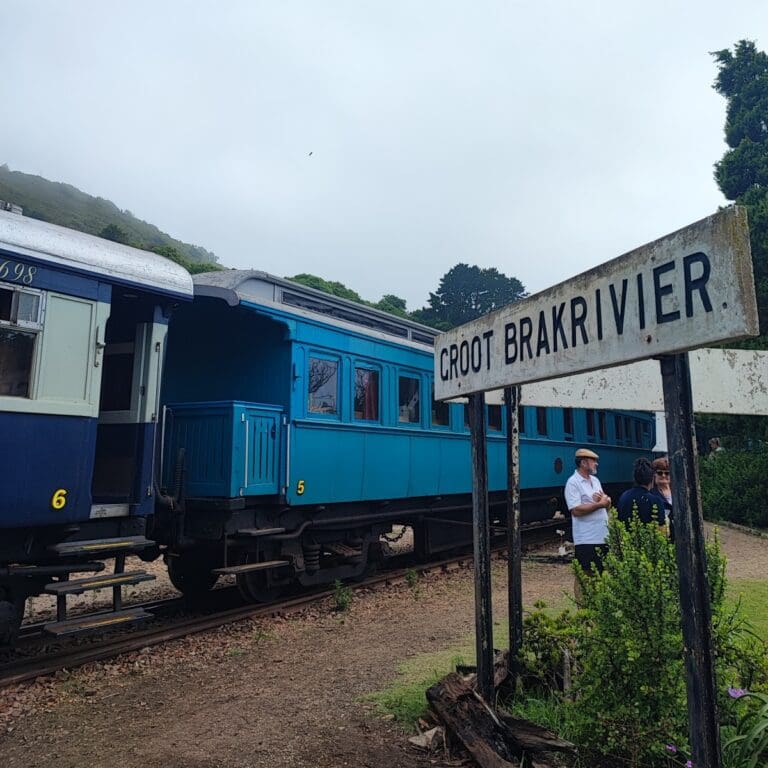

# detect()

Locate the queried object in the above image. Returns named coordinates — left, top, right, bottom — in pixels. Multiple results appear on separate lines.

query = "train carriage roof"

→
left=0, top=210, right=194, bottom=298
left=193, top=269, right=438, bottom=348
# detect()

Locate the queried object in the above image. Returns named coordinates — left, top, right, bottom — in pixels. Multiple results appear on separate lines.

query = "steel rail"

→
left=0, top=523, right=562, bottom=688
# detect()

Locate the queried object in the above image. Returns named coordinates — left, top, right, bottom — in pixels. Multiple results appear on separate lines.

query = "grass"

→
left=367, top=576, right=767, bottom=732
left=727, top=579, right=768, bottom=640
left=366, top=605, right=569, bottom=727
left=366, top=647, right=472, bottom=727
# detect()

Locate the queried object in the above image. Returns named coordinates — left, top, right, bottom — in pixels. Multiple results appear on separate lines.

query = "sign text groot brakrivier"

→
left=434, top=207, right=758, bottom=399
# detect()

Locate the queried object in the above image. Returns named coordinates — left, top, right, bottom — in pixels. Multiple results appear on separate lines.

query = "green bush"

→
left=510, top=516, right=768, bottom=768
left=699, top=446, right=768, bottom=528
left=332, top=579, right=353, bottom=612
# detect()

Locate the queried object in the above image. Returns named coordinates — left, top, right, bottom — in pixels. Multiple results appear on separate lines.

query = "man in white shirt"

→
left=564, top=448, right=612, bottom=589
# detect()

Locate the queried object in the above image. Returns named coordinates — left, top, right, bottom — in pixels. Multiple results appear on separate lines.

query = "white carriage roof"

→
left=193, top=269, right=438, bottom=348
left=0, top=210, right=194, bottom=298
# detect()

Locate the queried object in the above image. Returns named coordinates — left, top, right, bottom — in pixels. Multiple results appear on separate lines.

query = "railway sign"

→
left=453, top=206, right=759, bottom=768
left=435, top=207, right=758, bottom=399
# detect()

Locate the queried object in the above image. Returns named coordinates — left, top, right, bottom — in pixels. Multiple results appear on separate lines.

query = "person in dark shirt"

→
left=617, top=457, right=666, bottom=527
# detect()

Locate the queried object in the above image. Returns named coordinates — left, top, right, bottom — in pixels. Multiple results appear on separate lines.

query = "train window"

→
left=0, top=285, right=43, bottom=329
left=634, top=419, right=642, bottom=446
left=563, top=408, right=574, bottom=439
left=488, top=404, right=502, bottom=432
left=614, top=414, right=624, bottom=443
left=536, top=407, right=548, bottom=436
left=598, top=411, right=607, bottom=441
left=399, top=375, right=420, bottom=423
left=0, top=284, right=44, bottom=398
left=308, top=357, right=339, bottom=415
left=354, top=367, right=379, bottom=421
left=586, top=409, right=595, bottom=439
left=0, top=329, right=35, bottom=397
left=518, top=405, right=525, bottom=434
left=624, top=416, right=632, bottom=444
left=431, top=386, right=449, bottom=427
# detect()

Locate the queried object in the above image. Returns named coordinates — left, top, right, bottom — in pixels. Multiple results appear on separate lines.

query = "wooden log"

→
left=496, top=712, right=576, bottom=753
left=426, top=672, right=577, bottom=768
left=426, top=673, right=518, bottom=768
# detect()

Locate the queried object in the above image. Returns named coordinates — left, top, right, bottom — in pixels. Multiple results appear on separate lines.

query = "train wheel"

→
left=0, top=598, right=24, bottom=647
left=236, top=553, right=285, bottom=603
left=167, top=552, right=219, bottom=598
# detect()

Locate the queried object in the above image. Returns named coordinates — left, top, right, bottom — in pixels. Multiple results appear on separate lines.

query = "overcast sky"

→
left=1, top=2, right=764, bottom=309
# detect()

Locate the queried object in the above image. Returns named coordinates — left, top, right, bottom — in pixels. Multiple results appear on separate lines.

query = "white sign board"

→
left=483, top=349, right=768, bottom=416
left=435, top=207, right=758, bottom=399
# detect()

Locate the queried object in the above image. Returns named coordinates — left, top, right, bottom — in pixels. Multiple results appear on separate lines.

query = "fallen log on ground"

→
left=426, top=671, right=576, bottom=768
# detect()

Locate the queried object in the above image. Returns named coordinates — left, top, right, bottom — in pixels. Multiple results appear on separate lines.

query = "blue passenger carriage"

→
left=0, top=211, right=193, bottom=642
left=159, top=271, right=655, bottom=601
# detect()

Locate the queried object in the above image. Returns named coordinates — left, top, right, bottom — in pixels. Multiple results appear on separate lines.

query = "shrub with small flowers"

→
left=510, top=514, right=768, bottom=768
left=720, top=687, right=768, bottom=768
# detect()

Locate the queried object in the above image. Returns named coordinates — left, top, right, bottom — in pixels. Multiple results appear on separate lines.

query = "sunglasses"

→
left=655, top=470, right=670, bottom=476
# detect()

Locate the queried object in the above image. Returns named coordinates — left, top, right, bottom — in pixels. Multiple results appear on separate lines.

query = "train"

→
left=0, top=210, right=655, bottom=644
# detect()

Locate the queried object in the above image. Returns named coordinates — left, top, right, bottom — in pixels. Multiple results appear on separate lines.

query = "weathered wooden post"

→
left=504, top=385, right=523, bottom=663
left=660, top=353, right=721, bottom=768
left=468, top=391, right=494, bottom=703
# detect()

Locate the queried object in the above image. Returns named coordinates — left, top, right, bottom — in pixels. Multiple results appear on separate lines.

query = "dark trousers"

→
left=574, top=543, right=606, bottom=574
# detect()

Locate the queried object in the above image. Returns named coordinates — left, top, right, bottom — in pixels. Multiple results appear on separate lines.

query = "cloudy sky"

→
left=1, top=2, right=764, bottom=309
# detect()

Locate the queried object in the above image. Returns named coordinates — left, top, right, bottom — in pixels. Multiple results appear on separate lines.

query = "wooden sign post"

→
left=660, top=354, right=721, bottom=764
left=504, top=385, right=522, bottom=662
left=468, top=392, right=494, bottom=702
left=436, top=207, right=758, bottom=768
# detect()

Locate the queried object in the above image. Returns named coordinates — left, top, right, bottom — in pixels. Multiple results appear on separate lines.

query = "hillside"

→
left=0, top=164, right=218, bottom=267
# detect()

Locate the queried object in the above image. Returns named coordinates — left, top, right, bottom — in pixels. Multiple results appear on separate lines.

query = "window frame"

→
left=0, top=283, right=45, bottom=330
left=614, top=413, right=624, bottom=444
left=487, top=403, right=503, bottom=433
left=352, top=363, right=381, bottom=423
left=536, top=406, right=548, bottom=437
left=0, top=283, right=46, bottom=400
left=397, top=371, right=422, bottom=427
left=430, top=383, right=450, bottom=429
left=562, top=407, right=574, bottom=440
left=307, top=353, right=341, bottom=419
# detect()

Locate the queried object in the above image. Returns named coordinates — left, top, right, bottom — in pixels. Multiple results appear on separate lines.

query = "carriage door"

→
left=91, top=292, right=165, bottom=517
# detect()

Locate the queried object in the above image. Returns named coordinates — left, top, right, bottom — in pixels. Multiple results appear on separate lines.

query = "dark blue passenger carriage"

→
left=0, top=210, right=193, bottom=642
left=159, top=271, right=655, bottom=601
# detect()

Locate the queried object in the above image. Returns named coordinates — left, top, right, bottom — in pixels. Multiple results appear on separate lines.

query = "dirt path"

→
left=1, top=524, right=764, bottom=768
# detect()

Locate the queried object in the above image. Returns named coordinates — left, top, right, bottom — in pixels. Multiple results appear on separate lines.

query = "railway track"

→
left=0, top=522, right=566, bottom=688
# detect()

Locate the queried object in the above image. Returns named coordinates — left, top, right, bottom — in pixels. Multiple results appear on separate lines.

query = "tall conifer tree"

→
left=713, top=40, right=768, bottom=342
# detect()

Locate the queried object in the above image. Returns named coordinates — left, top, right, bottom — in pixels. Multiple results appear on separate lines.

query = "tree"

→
left=712, top=40, right=768, bottom=341
left=287, top=273, right=365, bottom=303
left=705, top=41, right=768, bottom=445
left=99, top=223, right=129, bottom=244
left=373, top=294, right=409, bottom=318
left=286, top=274, right=411, bottom=319
left=150, top=245, right=221, bottom=274
left=414, top=263, right=527, bottom=330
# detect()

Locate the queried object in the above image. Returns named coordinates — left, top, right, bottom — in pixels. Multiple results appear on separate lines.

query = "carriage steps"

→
left=44, top=571, right=156, bottom=596
left=41, top=538, right=157, bottom=638
left=212, top=560, right=290, bottom=576
left=47, top=535, right=155, bottom=558
left=43, top=608, right=153, bottom=638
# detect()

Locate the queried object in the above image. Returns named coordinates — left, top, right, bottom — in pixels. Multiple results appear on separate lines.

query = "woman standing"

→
left=652, top=457, right=674, bottom=539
